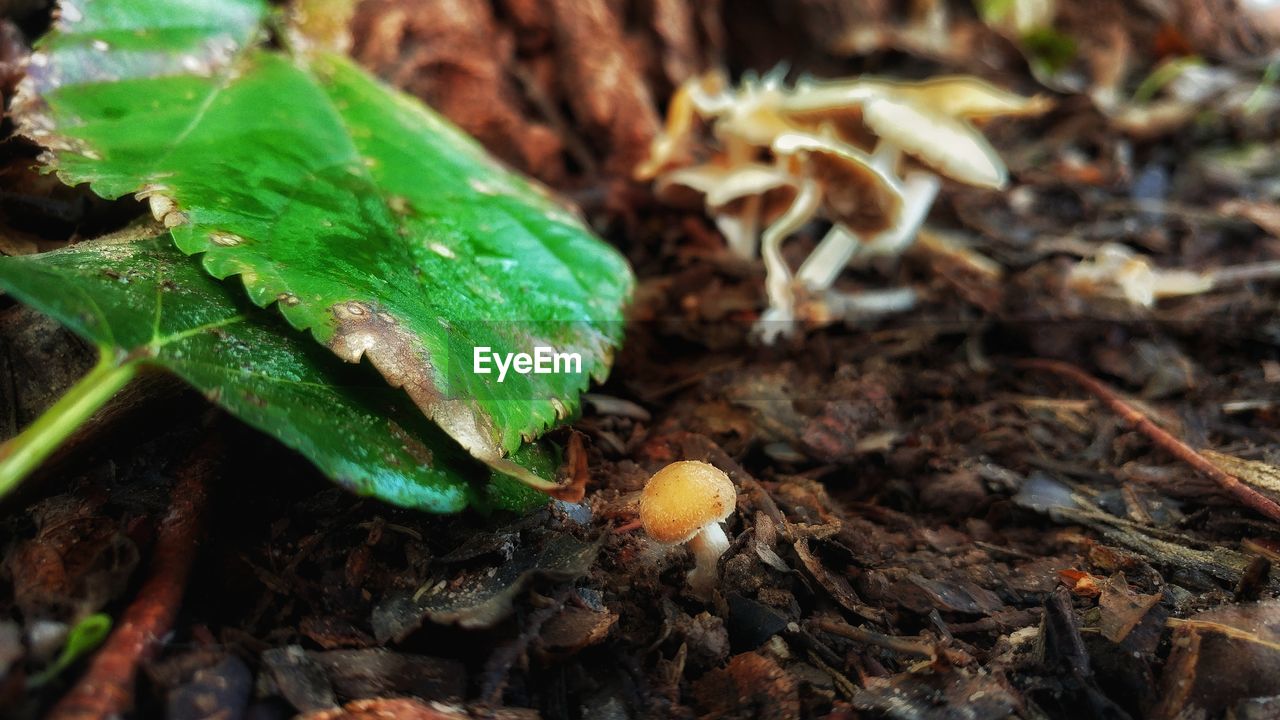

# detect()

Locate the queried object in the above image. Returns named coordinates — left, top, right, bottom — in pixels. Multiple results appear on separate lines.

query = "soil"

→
left=3, top=1, right=1280, bottom=719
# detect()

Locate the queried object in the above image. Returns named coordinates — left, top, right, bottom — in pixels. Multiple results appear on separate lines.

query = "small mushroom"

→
left=1067, top=243, right=1213, bottom=307
left=656, top=161, right=799, bottom=258
left=639, top=461, right=737, bottom=600
left=758, top=132, right=905, bottom=339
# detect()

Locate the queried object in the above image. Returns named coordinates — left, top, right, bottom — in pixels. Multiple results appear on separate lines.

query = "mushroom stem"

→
left=870, top=138, right=901, bottom=175
left=795, top=172, right=939, bottom=292
left=797, top=225, right=860, bottom=292
left=758, top=178, right=821, bottom=343
left=716, top=194, right=762, bottom=259
left=686, top=522, right=730, bottom=600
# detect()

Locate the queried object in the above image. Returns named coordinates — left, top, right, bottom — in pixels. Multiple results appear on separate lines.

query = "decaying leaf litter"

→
left=3, top=0, right=1280, bottom=718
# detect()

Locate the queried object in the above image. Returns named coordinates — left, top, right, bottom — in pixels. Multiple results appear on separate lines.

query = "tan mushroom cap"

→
left=860, top=96, right=1008, bottom=189
left=639, top=461, right=737, bottom=544
left=780, top=75, right=1050, bottom=121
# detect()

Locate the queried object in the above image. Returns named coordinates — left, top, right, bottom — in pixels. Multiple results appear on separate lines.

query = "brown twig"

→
left=1015, top=358, right=1280, bottom=523
left=47, top=438, right=217, bottom=719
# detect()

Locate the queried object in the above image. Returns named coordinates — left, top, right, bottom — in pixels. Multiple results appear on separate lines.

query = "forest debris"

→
left=1017, top=358, right=1280, bottom=522
left=300, top=698, right=474, bottom=720
left=724, top=363, right=897, bottom=464
left=46, top=439, right=213, bottom=720
left=165, top=654, right=253, bottom=720
left=813, top=617, right=949, bottom=662
left=793, top=538, right=884, bottom=623
left=299, top=615, right=376, bottom=650
left=1153, top=601, right=1280, bottom=719
left=5, top=494, right=138, bottom=622
left=538, top=605, right=618, bottom=654
left=262, top=646, right=338, bottom=713
left=859, top=568, right=1004, bottom=616
left=1016, top=474, right=1270, bottom=590
left=1037, top=587, right=1132, bottom=718
left=547, top=431, right=590, bottom=503
left=692, top=651, right=800, bottom=720
left=371, top=530, right=599, bottom=636
left=1219, top=199, right=1280, bottom=237
left=665, top=604, right=730, bottom=668
left=309, top=649, right=466, bottom=703
left=1097, top=574, right=1165, bottom=654
left=852, top=668, right=1022, bottom=719
left=726, top=594, right=788, bottom=652
left=1200, top=450, right=1280, bottom=500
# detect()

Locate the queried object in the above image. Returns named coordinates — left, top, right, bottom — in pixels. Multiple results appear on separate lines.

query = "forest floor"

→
left=4, top=1, right=1280, bottom=718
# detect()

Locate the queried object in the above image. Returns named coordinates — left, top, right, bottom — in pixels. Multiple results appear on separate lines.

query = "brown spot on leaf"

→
left=326, top=301, right=563, bottom=491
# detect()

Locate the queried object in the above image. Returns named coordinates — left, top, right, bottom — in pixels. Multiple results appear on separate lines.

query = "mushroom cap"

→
left=855, top=76, right=1052, bottom=119
left=639, top=461, right=737, bottom=544
left=772, top=132, right=904, bottom=234
left=781, top=75, right=1050, bottom=121
left=656, top=161, right=799, bottom=223
left=860, top=96, right=1008, bottom=189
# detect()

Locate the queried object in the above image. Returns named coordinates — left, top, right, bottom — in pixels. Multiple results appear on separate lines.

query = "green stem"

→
left=0, top=351, right=139, bottom=499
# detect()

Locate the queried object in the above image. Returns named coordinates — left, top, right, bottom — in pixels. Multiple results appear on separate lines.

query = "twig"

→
left=812, top=618, right=936, bottom=659
left=1016, top=358, right=1280, bottom=523
left=47, top=438, right=217, bottom=719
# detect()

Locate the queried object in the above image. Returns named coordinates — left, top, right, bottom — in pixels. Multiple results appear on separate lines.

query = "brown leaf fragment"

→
left=538, top=605, right=618, bottom=654
left=1154, top=601, right=1280, bottom=720
left=692, top=651, right=800, bottom=720
left=546, top=430, right=589, bottom=502
left=794, top=538, right=884, bottom=623
left=1097, top=574, right=1165, bottom=654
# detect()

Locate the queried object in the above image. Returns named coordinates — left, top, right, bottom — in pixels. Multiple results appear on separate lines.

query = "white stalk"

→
left=716, top=194, right=762, bottom=259
left=758, top=178, right=821, bottom=343
left=686, top=522, right=730, bottom=600
left=797, top=224, right=861, bottom=291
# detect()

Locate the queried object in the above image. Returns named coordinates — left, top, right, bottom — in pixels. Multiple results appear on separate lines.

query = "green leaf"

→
left=27, top=613, right=112, bottom=688
left=18, top=0, right=633, bottom=485
left=0, top=232, right=521, bottom=512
